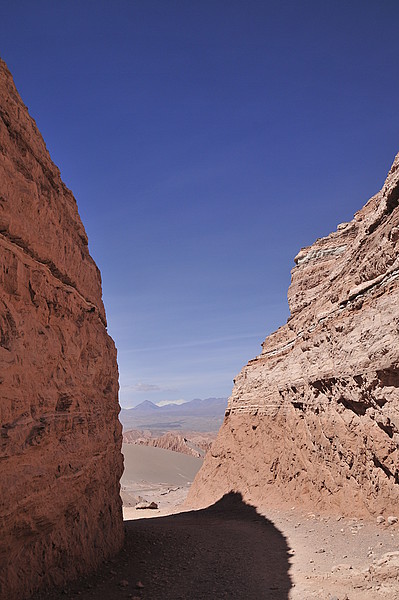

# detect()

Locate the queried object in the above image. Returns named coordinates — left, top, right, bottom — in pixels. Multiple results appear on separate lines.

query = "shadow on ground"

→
left=31, top=492, right=292, bottom=600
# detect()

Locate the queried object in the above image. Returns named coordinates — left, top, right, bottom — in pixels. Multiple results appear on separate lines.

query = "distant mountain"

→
left=120, top=397, right=228, bottom=433
left=131, top=400, right=160, bottom=412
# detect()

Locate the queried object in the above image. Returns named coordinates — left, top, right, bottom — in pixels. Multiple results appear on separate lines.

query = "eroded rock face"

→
left=0, top=59, right=123, bottom=599
left=123, top=430, right=206, bottom=458
left=188, top=154, right=399, bottom=517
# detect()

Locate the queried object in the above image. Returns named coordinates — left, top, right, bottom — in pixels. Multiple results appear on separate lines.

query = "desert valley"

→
left=1, top=10, right=399, bottom=599
left=119, top=397, right=223, bottom=512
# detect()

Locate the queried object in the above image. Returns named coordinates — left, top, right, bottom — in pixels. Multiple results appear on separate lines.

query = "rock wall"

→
left=0, top=59, right=124, bottom=599
left=188, top=154, right=399, bottom=517
left=123, top=430, right=207, bottom=458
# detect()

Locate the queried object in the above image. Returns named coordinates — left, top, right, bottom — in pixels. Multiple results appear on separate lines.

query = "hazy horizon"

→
left=122, top=396, right=228, bottom=409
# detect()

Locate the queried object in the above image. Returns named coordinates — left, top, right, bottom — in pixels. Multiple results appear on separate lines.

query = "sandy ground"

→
left=120, top=443, right=203, bottom=511
left=121, top=443, right=203, bottom=486
left=31, top=488, right=399, bottom=600
left=123, top=487, right=399, bottom=600
left=31, top=445, right=399, bottom=599
left=264, top=506, right=399, bottom=599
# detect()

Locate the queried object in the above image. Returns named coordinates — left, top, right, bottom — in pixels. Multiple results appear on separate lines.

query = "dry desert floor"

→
left=32, top=445, right=399, bottom=600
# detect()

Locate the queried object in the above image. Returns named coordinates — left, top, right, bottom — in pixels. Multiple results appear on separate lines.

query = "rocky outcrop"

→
left=0, top=58, right=123, bottom=599
left=123, top=429, right=208, bottom=458
left=188, top=153, right=399, bottom=517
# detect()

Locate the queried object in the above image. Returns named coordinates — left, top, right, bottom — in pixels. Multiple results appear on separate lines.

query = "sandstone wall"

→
left=0, top=59, right=124, bottom=599
left=188, top=154, right=399, bottom=517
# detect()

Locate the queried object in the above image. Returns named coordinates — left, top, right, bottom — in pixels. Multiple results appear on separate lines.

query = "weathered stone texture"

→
left=0, top=58, right=123, bottom=599
left=188, top=154, right=399, bottom=517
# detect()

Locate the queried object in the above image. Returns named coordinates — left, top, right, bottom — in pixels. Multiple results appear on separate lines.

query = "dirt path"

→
left=32, top=493, right=292, bottom=600
left=265, top=507, right=399, bottom=599
left=31, top=492, right=399, bottom=600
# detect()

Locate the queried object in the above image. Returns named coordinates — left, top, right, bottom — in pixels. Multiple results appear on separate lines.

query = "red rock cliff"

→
left=0, top=59, right=123, bottom=599
left=188, top=154, right=399, bottom=517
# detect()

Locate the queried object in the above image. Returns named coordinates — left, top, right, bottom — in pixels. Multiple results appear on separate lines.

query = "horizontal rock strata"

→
left=188, top=154, right=399, bottom=517
left=0, top=58, right=123, bottom=599
left=123, top=429, right=212, bottom=457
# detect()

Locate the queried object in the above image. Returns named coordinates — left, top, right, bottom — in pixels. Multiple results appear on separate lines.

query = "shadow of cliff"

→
left=30, top=492, right=292, bottom=600
left=122, top=492, right=292, bottom=600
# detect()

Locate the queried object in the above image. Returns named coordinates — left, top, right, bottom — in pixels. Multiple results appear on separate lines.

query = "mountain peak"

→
left=133, top=400, right=159, bottom=411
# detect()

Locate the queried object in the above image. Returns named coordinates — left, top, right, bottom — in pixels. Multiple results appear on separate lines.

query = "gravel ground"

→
left=31, top=492, right=399, bottom=600
left=32, top=493, right=291, bottom=600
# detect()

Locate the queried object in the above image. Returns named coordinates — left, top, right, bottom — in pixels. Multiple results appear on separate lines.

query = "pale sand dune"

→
left=121, top=442, right=203, bottom=486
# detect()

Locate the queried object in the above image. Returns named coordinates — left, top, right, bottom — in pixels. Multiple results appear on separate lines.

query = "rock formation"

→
left=188, top=153, right=399, bottom=517
left=123, top=429, right=212, bottom=457
left=0, top=58, right=123, bottom=599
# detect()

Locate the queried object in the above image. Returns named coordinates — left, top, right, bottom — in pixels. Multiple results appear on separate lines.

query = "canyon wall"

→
left=188, top=153, right=399, bottom=517
left=0, top=59, right=123, bottom=599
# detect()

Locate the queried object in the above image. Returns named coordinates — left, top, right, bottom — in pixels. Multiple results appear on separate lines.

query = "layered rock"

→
left=0, top=58, right=123, bottom=599
left=188, top=154, right=399, bottom=517
left=123, top=429, right=211, bottom=457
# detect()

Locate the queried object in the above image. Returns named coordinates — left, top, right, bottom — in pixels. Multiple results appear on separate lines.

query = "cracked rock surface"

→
left=188, top=153, right=399, bottom=518
left=0, top=58, right=123, bottom=600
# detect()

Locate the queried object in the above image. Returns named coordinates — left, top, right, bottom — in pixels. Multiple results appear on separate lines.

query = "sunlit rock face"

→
left=188, top=153, right=399, bottom=517
left=0, top=58, right=123, bottom=599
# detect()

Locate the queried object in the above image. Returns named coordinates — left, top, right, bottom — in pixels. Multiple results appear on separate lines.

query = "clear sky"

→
left=1, top=1, right=399, bottom=407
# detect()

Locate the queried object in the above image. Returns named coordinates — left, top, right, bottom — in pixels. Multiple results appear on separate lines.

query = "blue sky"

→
left=1, top=1, right=399, bottom=407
